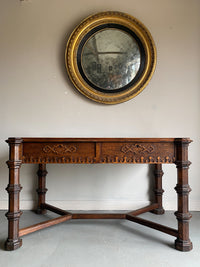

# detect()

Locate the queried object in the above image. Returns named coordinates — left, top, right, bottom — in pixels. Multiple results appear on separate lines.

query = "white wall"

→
left=0, top=0, right=200, bottom=211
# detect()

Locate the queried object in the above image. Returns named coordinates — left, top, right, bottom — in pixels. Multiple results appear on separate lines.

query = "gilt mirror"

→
left=65, top=11, right=156, bottom=104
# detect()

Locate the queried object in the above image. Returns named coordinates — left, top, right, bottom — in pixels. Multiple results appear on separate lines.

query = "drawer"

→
left=22, top=142, right=95, bottom=163
left=100, top=142, right=175, bottom=163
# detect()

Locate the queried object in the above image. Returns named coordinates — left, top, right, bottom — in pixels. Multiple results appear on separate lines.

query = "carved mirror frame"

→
left=65, top=11, right=156, bottom=104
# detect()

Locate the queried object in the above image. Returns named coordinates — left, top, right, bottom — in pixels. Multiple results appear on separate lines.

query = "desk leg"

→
left=151, top=164, right=164, bottom=214
left=36, top=164, right=48, bottom=214
left=5, top=140, right=23, bottom=250
left=174, top=140, right=193, bottom=251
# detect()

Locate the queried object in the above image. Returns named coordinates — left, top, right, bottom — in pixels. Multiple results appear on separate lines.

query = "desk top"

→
left=6, top=137, right=192, bottom=143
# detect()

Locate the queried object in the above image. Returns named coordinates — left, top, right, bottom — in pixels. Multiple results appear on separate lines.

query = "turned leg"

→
left=174, top=139, right=193, bottom=251
left=36, top=164, right=48, bottom=214
left=151, top=164, right=165, bottom=214
left=5, top=138, right=23, bottom=250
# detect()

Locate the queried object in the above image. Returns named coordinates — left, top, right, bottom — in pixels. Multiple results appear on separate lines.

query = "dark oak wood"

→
left=19, top=214, right=72, bottom=237
left=151, top=164, right=165, bottom=214
left=72, top=213, right=126, bottom=219
left=127, top=203, right=159, bottom=216
left=5, top=137, right=193, bottom=251
left=126, top=214, right=178, bottom=237
left=36, top=164, right=48, bottom=214
left=42, top=203, right=71, bottom=216
left=5, top=138, right=23, bottom=251
left=174, top=139, right=193, bottom=251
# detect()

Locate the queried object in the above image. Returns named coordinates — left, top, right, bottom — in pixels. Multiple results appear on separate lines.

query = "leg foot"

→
left=175, top=238, right=193, bottom=252
left=36, top=207, right=47, bottom=215
left=5, top=238, right=22, bottom=251
left=151, top=207, right=165, bottom=215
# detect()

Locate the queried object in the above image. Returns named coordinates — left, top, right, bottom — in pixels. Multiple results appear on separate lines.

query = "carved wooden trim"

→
left=42, top=144, right=77, bottom=154
left=174, top=211, right=192, bottom=221
left=174, top=184, right=191, bottom=195
left=22, top=156, right=95, bottom=164
left=100, top=156, right=175, bottom=164
left=37, top=169, right=48, bottom=177
left=154, top=188, right=164, bottom=196
left=36, top=188, right=48, bottom=194
left=120, top=144, right=154, bottom=154
left=5, top=211, right=22, bottom=220
left=22, top=155, right=175, bottom=164
left=6, top=184, right=22, bottom=193
left=6, top=160, right=22, bottom=169
left=175, top=160, right=191, bottom=169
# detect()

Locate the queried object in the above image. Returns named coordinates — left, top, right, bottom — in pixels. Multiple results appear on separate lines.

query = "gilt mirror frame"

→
left=65, top=11, right=156, bottom=104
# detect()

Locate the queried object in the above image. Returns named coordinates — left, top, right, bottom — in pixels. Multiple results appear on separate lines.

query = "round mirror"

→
left=81, top=29, right=141, bottom=91
left=66, top=12, right=156, bottom=104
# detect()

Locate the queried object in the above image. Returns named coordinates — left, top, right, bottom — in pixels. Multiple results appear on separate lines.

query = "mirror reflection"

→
left=82, top=29, right=141, bottom=90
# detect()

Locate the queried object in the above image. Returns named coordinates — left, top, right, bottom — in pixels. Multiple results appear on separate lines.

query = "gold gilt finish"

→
left=65, top=11, right=156, bottom=104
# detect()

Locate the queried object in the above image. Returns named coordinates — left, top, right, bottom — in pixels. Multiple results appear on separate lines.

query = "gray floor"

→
left=0, top=211, right=199, bottom=267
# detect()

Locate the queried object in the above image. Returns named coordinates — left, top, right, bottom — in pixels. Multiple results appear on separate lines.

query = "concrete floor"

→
left=0, top=211, right=199, bottom=267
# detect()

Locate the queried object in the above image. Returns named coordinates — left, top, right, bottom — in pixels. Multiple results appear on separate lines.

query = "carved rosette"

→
left=43, top=144, right=77, bottom=154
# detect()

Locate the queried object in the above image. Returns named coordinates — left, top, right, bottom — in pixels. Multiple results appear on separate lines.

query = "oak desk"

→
left=5, top=137, right=193, bottom=251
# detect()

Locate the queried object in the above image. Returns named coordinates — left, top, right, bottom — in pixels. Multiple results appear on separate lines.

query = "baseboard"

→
left=0, top=200, right=199, bottom=211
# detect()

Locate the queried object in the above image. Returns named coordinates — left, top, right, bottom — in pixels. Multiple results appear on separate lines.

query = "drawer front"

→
left=100, top=142, right=175, bottom=163
left=22, top=142, right=96, bottom=163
